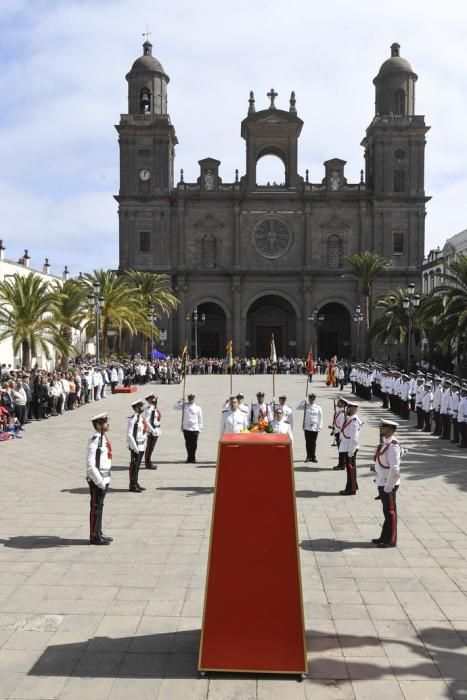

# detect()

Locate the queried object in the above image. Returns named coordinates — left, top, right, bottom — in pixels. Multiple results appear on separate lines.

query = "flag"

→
left=224, top=340, right=233, bottom=368
left=181, top=342, right=189, bottom=375
left=306, top=350, right=315, bottom=374
left=270, top=334, right=277, bottom=364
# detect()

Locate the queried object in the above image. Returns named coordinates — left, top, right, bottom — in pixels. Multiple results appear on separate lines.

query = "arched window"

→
left=327, top=234, right=343, bottom=268
left=256, top=154, right=286, bottom=187
left=202, top=234, right=217, bottom=268
left=395, top=90, right=406, bottom=115
left=140, top=88, right=152, bottom=114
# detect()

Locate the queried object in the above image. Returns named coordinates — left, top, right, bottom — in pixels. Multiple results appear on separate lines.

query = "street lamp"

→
left=307, top=308, right=325, bottom=361
left=353, top=304, right=364, bottom=360
left=148, top=304, right=156, bottom=359
left=185, top=307, right=206, bottom=359
left=402, top=283, right=421, bottom=372
left=87, top=282, right=105, bottom=364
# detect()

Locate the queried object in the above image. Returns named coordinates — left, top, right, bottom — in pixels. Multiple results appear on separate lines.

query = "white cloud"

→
left=1, top=0, right=467, bottom=270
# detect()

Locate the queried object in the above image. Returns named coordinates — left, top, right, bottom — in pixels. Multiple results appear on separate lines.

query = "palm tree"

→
left=421, top=254, right=467, bottom=370
left=122, top=270, right=179, bottom=355
left=49, top=278, right=88, bottom=369
left=371, top=288, right=428, bottom=366
left=0, top=273, right=67, bottom=369
left=83, top=270, right=145, bottom=358
left=344, top=251, right=392, bottom=357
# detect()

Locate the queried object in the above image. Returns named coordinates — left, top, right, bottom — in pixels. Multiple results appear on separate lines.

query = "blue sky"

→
left=1, top=0, right=467, bottom=275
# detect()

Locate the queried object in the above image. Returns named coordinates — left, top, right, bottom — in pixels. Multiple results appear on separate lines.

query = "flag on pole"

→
left=224, top=340, right=233, bottom=368
left=270, top=334, right=277, bottom=364
left=181, top=342, right=189, bottom=375
left=306, top=349, right=315, bottom=374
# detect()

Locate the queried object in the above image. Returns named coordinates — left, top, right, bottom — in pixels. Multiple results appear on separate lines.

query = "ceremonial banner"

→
left=199, top=433, right=307, bottom=675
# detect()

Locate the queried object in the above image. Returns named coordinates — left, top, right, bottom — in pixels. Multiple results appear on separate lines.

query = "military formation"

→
left=85, top=361, right=466, bottom=548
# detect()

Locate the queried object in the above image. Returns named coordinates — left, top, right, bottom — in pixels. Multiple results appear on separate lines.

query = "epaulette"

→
left=91, top=435, right=98, bottom=441
left=222, top=408, right=229, bottom=413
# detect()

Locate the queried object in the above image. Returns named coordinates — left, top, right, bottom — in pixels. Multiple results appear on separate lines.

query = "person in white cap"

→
left=421, top=382, right=433, bottom=432
left=144, top=394, right=161, bottom=469
left=86, top=413, right=112, bottom=545
left=220, top=396, right=249, bottom=435
left=338, top=400, right=361, bottom=494
left=127, top=400, right=147, bottom=492
left=372, top=419, right=401, bottom=547
left=297, top=393, right=323, bottom=463
left=332, top=397, right=348, bottom=470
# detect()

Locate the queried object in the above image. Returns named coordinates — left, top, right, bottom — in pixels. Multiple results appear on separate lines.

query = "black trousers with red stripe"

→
left=378, top=485, right=398, bottom=545
left=129, top=449, right=143, bottom=487
left=88, top=480, right=107, bottom=542
left=144, top=434, right=158, bottom=466
left=341, top=451, right=358, bottom=493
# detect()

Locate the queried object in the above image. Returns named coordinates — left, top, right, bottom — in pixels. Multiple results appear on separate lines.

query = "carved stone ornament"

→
left=253, top=218, right=291, bottom=259
left=204, top=170, right=215, bottom=191
left=329, top=169, right=341, bottom=191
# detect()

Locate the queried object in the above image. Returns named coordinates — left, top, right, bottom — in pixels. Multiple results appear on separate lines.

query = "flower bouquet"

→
left=244, top=418, right=273, bottom=434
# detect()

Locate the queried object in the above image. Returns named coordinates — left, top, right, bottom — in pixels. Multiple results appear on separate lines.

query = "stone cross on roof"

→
left=267, top=88, right=278, bottom=109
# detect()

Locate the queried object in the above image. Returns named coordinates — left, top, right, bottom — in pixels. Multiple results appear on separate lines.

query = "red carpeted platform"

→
left=199, top=433, right=307, bottom=675
left=114, top=386, right=137, bottom=393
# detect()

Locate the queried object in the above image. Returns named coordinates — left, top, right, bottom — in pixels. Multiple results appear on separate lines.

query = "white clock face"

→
left=139, top=168, right=151, bottom=181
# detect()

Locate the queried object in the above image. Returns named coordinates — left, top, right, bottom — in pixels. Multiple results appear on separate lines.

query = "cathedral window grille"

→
left=139, top=231, right=150, bottom=252
left=395, top=90, right=406, bottom=115
left=393, top=231, right=404, bottom=255
left=201, top=233, right=217, bottom=268
left=327, top=234, right=343, bottom=268
left=393, top=169, right=406, bottom=193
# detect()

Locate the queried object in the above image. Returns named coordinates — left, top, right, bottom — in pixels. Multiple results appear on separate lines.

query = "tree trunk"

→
left=21, top=341, right=31, bottom=370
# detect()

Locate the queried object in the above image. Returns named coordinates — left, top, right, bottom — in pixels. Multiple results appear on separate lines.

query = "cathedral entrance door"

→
left=194, top=302, right=226, bottom=358
left=246, top=295, right=296, bottom=357
left=316, top=303, right=351, bottom=360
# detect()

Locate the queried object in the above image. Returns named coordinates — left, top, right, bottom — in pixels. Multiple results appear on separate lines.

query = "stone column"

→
left=303, top=203, right=312, bottom=269
left=232, top=275, right=242, bottom=353
left=302, top=276, right=313, bottom=355
left=177, top=201, right=185, bottom=268
left=233, top=203, right=241, bottom=269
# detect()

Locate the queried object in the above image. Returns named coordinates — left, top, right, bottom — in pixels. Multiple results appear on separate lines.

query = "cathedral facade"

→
left=116, top=41, right=429, bottom=358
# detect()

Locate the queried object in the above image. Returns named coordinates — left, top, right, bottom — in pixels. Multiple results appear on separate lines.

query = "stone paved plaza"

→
left=1, top=374, right=467, bottom=699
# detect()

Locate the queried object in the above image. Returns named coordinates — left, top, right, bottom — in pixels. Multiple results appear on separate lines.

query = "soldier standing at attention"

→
left=297, top=393, right=323, bottom=463
left=175, top=394, right=203, bottom=463
left=86, top=413, right=113, bottom=545
left=372, top=419, right=401, bottom=548
left=220, top=396, right=249, bottom=435
left=337, top=400, right=361, bottom=495
left=127, top=400, right=147, bottom=492
left=332, top=397, right=348, bottom=470
left=144, top=394, right=161, bottom=469
left=250, top=391, right=272, bottom=424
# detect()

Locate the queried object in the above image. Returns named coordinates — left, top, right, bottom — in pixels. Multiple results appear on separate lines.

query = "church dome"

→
left=129, top=41, right=166, bottom=75
left=376, top=43, right=415, bottom=77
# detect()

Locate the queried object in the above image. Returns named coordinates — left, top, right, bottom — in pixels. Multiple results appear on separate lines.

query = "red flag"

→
left=306, top=350, right=315, bottom=374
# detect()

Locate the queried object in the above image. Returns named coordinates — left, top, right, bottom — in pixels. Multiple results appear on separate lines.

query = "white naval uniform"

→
left=374, top=437, right=401, bottom=491
left=297, top=401, right=323, bottom=432
left=174, top=401, right=203, bottom=431
left=220, top=408, right=249, bottom=435
left=127, top=414, right=147, bottom=453
left=270, top=419, right=294, bottom=442
left=86, top=432, right=112, bottom=487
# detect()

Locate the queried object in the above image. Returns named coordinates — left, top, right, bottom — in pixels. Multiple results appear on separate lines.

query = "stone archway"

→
left=317, top=303, right=351, bottom=360
left=246, top=295, right=297, bottom=356
left=196, top=302, right=227, bottom=358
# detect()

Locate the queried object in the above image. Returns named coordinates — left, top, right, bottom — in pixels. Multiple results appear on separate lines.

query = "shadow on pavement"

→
left=156, top=486, right=214, bottom=497
left=295, top=490, right=341, bottom=499
left=300, top=538, right=375, bottom=551
left=61, top=488, right=130, bottom=494
left=0, top=536, right=89, bottom=548
left=27, top=626, right=467, bottom=690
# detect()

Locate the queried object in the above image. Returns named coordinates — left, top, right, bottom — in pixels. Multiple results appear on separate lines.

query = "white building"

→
left=0, top=241, right=69, bottom=370
left=422, top=228, right=467, bottom=293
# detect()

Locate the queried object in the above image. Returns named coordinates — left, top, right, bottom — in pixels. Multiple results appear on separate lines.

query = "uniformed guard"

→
left=297, top=393, right=323, bottom=463
left=431, top=376, right=443, bottom=435
left=86, top=412, right=112, bottom=545
left=144, top=393, right=161, bottom=469
left=236, top=393, right=250, bottom=414
left=270, top=407, right=294, bottom=442
left=458, top=385, right=467, bottom=448
left=372, top=419, right=401, bottom=548
left=337, top=400, right=361, bottom=494
left=276, top=395, right=294, bottom=429
left=332, top=397, right=348, bottom=470
left=220, top=396, right=249, bottom=434
left=250, top=392, right=272, bottom=424
left=421, top=382, right=433, bottom=432
left=175, top=393, right=203, bottom=463
left=127, top=399, right=147, bottom=492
